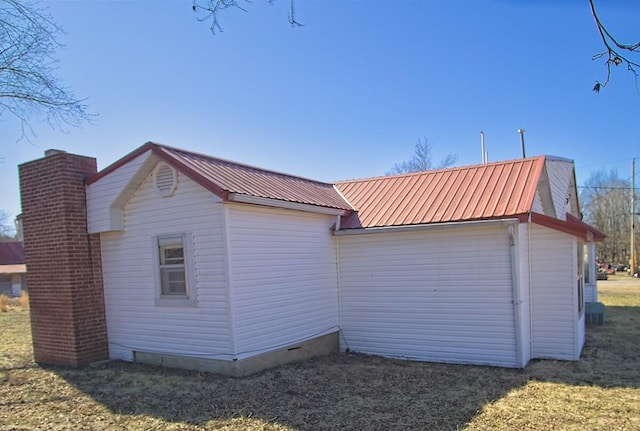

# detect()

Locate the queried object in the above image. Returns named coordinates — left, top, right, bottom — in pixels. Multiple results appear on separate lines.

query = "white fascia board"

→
left=333, top=218, right=520, bottom=236
left=228, top=193, right=348, bottom=216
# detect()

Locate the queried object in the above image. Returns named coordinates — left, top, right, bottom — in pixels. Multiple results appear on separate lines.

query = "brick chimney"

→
left=19, top=150, right=108, bottom=366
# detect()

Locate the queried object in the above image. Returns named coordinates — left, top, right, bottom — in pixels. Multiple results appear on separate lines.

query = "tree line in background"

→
left=580, top=168, right=638, bottom=268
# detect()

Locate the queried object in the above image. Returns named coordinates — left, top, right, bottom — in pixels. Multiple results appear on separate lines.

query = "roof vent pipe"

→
left=517, top=129, right=526, bottom=158
left=480, top=131, right=486, bottom=164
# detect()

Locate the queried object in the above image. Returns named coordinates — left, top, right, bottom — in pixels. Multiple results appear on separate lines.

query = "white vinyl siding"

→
left=545, top=159, right=574, bottom=221
left=338, top=225, right=519, bottom=368
left=225, top=204, right=339, bottom=359
left=87, top=151, right=152, bottom=233
left=101, top=172, right=232, bottom=361
left=530, top=224, right=578, bottom=360
left=531, top=189, right=544, bottom=214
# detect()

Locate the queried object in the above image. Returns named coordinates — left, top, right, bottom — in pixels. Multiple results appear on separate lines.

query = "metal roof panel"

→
left=336, top=156, right=545, bottom=229
left=151, top=143, right=353, bottom=211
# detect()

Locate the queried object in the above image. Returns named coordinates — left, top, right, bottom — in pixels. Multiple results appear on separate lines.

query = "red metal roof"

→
left=87, top=144, right=603, bottom=239
left=336, top=156, right=546, bottom=229
left=88, top=142, right=353, bottom=212
left=0, top=242, right=24, bottom=265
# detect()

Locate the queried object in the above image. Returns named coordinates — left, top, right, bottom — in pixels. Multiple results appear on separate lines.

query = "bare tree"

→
left=588, top=0, right=639, bottom=92
left=0, top=210, right=16, bottom=240
left=0, top=0, right=91, bottom=139
left=387, top=137, right=457, bottom=175
left=580, top=168, right=634, bottom=264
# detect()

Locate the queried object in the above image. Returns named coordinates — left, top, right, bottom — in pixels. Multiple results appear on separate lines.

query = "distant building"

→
left=0, top=241, right=27, bottom=297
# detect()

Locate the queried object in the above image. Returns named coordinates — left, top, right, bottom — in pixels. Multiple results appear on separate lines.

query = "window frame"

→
left=152, top=233, right=196, bottom=307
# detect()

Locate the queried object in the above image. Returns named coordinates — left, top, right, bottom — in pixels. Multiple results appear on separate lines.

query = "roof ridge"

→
left=151, top=142, right=336, bottom=188
left=335, top=155, right=546, bottom=184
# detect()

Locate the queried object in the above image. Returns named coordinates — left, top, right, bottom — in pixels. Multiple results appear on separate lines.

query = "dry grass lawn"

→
left=1, top=279, right=639, bottom=430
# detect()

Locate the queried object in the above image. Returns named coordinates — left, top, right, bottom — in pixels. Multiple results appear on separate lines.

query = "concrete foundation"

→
left=134, top=331, right=339, bottom=377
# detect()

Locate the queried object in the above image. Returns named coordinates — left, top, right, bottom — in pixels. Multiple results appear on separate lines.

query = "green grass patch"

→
left=1, top=282, right=639, bottom=430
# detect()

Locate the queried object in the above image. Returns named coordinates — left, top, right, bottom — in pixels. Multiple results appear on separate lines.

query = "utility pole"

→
left=632, top=158, right=637, bottom=276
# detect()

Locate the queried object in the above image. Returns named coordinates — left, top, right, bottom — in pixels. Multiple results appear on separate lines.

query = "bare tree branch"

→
left=0, top=209, right=17, bottom=240
left=192, top=0, right=302, bottom=34
left=193, top=1, right=640, bottom=94
left=191, top=0, right=249, bottom=34
left=589, top=0, right=640, bottom=92
left=283, top=0, right=302, bottom=28
left=0, top=0, right=92, bottom=141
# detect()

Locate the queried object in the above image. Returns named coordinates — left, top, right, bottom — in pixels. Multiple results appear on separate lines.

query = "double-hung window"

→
left=159, top=237, right=186, bottom=296
left=154, top=234, right=195, bottom=306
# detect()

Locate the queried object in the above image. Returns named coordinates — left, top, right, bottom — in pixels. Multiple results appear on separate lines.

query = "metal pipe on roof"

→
left=518, top=129, right=526, bottom=158
left=481, top=131, right=486, bottom=164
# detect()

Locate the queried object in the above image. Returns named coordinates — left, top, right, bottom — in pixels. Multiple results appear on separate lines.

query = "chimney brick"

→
left=19, top=151, right=108, bottom=366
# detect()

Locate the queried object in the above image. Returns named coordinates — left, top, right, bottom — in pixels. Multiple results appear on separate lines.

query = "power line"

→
left=576, top=155, right=640, bottom=171
left=577, top=185, right=636, bottom=190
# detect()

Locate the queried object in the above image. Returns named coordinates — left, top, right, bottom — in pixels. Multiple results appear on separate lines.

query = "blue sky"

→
left=1, top=0, right=639, bottom=223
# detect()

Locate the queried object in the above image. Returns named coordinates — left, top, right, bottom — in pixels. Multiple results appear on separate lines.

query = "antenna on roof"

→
left=517, top=129, right=526, bottom=158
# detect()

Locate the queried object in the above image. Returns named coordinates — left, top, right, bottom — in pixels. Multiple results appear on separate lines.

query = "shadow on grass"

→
left=525, top=305, right=640, bottom=390
left=10, top=303, right=635, bottom=430
left=55, top=353, right=530, bottom=430
left=48, top=306, right=638, bottom=430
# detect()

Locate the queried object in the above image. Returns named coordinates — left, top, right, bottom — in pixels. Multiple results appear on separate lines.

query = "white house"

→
left=41, top=142, right=604, bottom=374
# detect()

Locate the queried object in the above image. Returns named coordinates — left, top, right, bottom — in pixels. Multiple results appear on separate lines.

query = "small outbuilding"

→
left=18, top=143, right=604, bottom=374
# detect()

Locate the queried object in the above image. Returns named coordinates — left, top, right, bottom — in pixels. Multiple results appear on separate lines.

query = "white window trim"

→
left=152, top=233, right=196, bottom=307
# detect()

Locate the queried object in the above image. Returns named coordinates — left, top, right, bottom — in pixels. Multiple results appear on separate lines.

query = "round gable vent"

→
left=154, top=162, right=177, bottom=197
